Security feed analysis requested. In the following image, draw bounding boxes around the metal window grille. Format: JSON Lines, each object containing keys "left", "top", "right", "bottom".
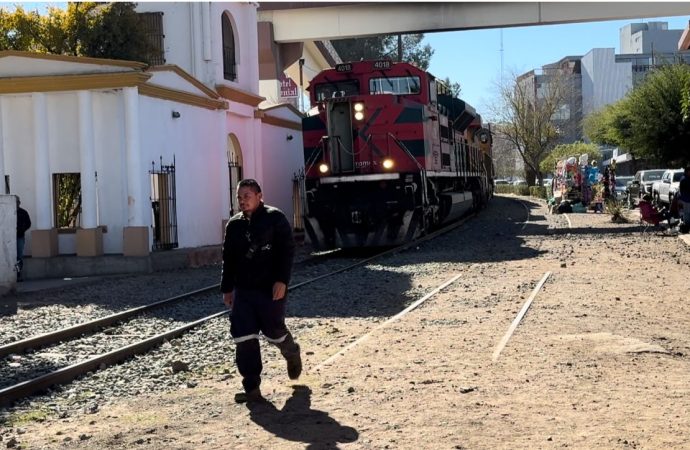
{"left": 52, "top": 173, "right": 82, "bottom": 229}
{"left": 228, "top": 158, "right": 242, "bottom": 217}
{"left": 222, "top": 15, "right": 237, "bottom": 81}
{"left": 138, "top": 12, "right": 166, "bottom": 66}
{"left": 150, "top": 156, "right": 178, "bottom": 251}
{"left": 292, "top": 170, "right": 305, "bottom": 231}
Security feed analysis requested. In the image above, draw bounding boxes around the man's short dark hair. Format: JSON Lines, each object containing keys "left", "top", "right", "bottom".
{"left": 238, "top": 179, "right": 262, "bottom": 193}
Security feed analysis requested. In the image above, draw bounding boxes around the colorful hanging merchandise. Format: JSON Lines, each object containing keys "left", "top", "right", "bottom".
{"left": 553, "top": 156, "right": 584, "bottom": 204}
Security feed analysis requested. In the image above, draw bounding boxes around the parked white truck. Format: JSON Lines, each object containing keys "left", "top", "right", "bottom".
{"left": 651, "top": 169, "right": 685, "bottom": 204}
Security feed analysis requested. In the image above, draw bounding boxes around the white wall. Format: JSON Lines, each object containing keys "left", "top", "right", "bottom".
{"left": 2, "top": 95, "right": 37, "bottom": 255}
{"left": 136, "top": 2, "right": 260, "bottom": 95}
{"left": 0, "top": 196, "right": 16, "bottom": 294}
{"left": 259, "top": 110, "right": 305, "bottom": 226}
{"left": 93, "top": 90, "right": 128, "bottom": 254}
{"left": 138, "top": 95, "right": 226, "bottom": 247}
{"left": 581, "top": 48, "right": 632, "bottom": 117}
{"left": 211, "top": 3, "right": 260, "bottom": 93}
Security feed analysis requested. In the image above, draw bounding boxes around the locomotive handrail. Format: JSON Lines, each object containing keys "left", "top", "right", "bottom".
{"left": 305, "top": 136, "right": 326, "bottom": 174}
{"left": 387, "top": 132, "right": 424, "bottom": 172}
{"left": 387, "top": 132, "right": 430, "bottom": 209}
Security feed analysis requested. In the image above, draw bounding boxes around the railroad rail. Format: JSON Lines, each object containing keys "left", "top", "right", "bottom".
{"left": 1, "top": 209, "right": 485, "bottom": 407}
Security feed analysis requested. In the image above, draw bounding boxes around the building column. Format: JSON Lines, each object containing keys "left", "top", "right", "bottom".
{"left": 220, "top": 111, "right": 230, "bottom": 240}
{"left": 31, "top": 93, "right": 58, "bottom": 257}
{"left": 252, "top": 116, "right": 263, "bottom": 183}
{"left": 76, "top": 90, "right": 103, "bottom": 256}
{"left": 0, "top": 98, "right": 6, "bottom": 193}
{"left": 122, "top": 86, "right": 149, "bottom": 256}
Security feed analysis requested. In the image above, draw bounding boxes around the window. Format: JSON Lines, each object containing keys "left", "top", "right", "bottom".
{"left": 314, "top": 79, "right": 360, "bottom": 101}
{"left": 369, "top": 76, "right": 421, "bottom": 95}
{"left": 138, "top": 12, "right": 165, "bottom": 66}
{"left": 53, "top": 173, "right": 81, "bottom": 229}
{"left": 552, "top": 104, "right": 570, "bottom": 121}
{"left": 222, "top": 14, "right": 237, "bottom": 81}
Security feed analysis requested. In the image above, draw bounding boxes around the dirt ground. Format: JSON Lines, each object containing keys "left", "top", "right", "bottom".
{"left": 7, "top": 197, "right": 690, "bottom": 449}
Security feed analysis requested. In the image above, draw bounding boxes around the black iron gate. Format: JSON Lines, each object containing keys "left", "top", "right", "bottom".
{"left": 228, "top": 156, "right": 242, "bottom": 217}
{"left": 150, "top": 156, "right": 178, "bottom": 250}
{"left": 292, "top": 170, "right": 305, "bottom": 231}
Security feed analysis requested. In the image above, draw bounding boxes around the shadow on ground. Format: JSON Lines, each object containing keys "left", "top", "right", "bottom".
{"left": 246, "top": 385, "right": 358, "bottom": 450}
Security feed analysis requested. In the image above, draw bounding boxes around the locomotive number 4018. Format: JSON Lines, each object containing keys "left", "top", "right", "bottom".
{"left": 373, "top": 60, "right": 391, "bottom": 70}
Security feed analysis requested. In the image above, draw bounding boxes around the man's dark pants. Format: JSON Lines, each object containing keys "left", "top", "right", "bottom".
{"left": 230, "top": 287, "right": 300, "bottom": 393}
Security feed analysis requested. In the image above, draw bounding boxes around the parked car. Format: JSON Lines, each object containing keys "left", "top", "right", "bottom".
{"left": 614, "top": 176, "right": 633, "bottom": 201}
{"left": 494, "top": 179, "right": 510, "bottom": 185}
{"left": 626, "top": 169, "right": 666, "bottom": 206}
{"left": 512, "top": 180, "right": 527, "bottom": 186}
{"left": 651, "top": 169, "right": 685, "bottom": 205}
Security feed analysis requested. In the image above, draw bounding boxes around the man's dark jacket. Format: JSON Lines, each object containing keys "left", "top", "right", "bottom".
{"left": 17, "top": 207, "right": 31, "bottom": 238}
{"left": 221, "top": 203, "right": 295, "bottom": 293}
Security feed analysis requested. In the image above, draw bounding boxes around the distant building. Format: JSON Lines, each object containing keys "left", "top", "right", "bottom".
{"left": 517, "top": 55, "right": 583, "bottom": 144}
{"left": 619, "top": 21, "right": 682, "bottom": 54}
{"left": 519, "top": 20, "right": 690, "bottom": 174}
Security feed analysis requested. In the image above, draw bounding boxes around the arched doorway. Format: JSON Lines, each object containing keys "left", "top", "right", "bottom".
{"left": 227, "top": 133, "right": 243, "bottom": 216}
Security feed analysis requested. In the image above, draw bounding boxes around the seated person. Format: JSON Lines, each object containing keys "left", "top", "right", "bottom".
{"left": 639, "top": 195, "right": 674, "bottom": 228}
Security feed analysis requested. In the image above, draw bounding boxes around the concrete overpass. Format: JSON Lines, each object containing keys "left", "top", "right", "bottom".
{"left": 258, "top": 2, "right": 690, "bottom": 43}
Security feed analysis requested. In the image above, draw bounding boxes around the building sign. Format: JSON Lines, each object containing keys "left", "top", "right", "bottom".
{"left": 280, "top": 73, "right": 299, "bottom": 98}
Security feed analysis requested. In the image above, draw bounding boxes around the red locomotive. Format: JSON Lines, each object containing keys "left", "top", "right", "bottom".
{"left": 301, "top": 60, "right": 493, "bottom": 249}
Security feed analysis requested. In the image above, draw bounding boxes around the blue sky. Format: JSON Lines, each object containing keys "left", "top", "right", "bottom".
{"left": 425, "top": 15, "right": 690, "bottom": 117}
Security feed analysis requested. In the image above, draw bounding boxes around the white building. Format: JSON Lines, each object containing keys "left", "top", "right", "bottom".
{"left": 580, "top": 48, "right": 633, "bottom": 116}
{"left": 0, "top": 2, "right": 322, "bottom": 267}
{"left": 620, "top": 21, "right": 683, "bottom": 54}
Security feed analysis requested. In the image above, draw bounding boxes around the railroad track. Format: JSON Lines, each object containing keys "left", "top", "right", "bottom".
{"left": 0, "top": 210, "right": 484, "bottom": 407}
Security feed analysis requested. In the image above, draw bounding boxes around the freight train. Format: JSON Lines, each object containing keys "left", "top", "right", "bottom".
{"left": 301, "top": 60, "right": 494, "bottom": 250}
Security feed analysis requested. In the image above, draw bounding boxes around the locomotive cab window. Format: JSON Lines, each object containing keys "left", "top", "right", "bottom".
{"left": 314, "top": 79, "right": 360, "bottom": 101}
{"left": 369, "top": 76, "right": 421, "bottom": 95}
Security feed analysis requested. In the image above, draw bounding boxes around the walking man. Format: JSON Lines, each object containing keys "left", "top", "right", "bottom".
{"left": 16, "top": 196, "right": 31, "bottom": 281}
{"left": 221, "top": 179, "right": 302, "bottom": 403}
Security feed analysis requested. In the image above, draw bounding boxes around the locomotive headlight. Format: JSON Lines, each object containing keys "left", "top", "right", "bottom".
{"left": 353, "top": 103, "right": 364, "bottom": 112}
{"left": 318, "top": 163, "right": 329, "bottom": 173}
{"left": 354, "top": 111, "right": 365, "bottom": 121}
{"left": 382, "top": 158, "right": 394, "bottom": 170}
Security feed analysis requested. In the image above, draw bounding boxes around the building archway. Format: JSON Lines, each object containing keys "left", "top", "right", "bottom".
{"left": 227, "top": 133, "right": 243, "bottom": 216}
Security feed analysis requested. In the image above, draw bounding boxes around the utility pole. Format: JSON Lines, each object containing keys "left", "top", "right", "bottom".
{"left": 299, "top": 58, "right": 305, "bottom": 112}
{"left": 500, "top": 29, "right": 504, "bottom": 87}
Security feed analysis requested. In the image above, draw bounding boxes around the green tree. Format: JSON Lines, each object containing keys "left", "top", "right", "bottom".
{"left": 82, "top": 2, "right": 152, "bottom": 62}
{"left": 332, "top": 33, "right": 434, "bottom": 70}
{"left": 491, "top": 70, "right": 572, "bottom": 186}
{"left": 0, "top": 2, "right": 152, "bottom": 62}
{"left": 625, "top": 64, "right": 690, "bottom": 167}
{"left": 539, "top": 141, "right": 601, "bottom": 174}
{"left": 441, "top": 76, "right": 461, "bottom": 97}
{"left": 0, "top": 6, "right": 43, "bottom": 51}
{"left": 589, "top": 64, "right": 690, "bottom": 167}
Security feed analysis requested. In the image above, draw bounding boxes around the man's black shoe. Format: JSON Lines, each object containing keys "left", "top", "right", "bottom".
{"left": 287, "top": 348, "right": 302, "bottom": 380}
{"left": 234, "top": 388, "right": 263, "bottom": 404}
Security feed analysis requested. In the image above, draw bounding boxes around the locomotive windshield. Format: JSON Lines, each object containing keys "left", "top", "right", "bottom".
{"left": 314, "top": 79, "right": 360, "bottom": 101}
{"left": 369, "top": 76, "right": 421, "bottom": 95}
